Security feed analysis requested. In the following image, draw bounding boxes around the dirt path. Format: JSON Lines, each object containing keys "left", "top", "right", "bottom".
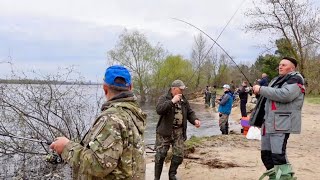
{"left": 146, "top": 99, "right": 320, "bottom": 179}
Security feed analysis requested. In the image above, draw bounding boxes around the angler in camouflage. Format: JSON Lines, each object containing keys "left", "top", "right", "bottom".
{"left": 50, "top": 65, "right": 147, "bottom": 180}
{"left": 154, "top": 79, "right": 201, "bottom": 180}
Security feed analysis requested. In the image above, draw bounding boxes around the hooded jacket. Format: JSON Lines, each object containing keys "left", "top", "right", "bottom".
{"left": 250, "top": 72, "right": 305, "bottom": 134}
{"left": 155, "top": 89, "right": 197, "bottom": 140}
{"left": 61, "top": 92, "right": 147, "bottom": 180}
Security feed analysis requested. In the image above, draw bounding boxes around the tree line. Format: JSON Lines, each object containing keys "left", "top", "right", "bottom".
{"left": 107, "top": 1, "right": 320, "bottom": 103}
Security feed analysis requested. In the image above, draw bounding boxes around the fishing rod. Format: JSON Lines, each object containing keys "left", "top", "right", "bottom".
{"left": 189, "top": 0, "right": 247, "bottom": 68}
{"left": 172, "top": 1, "right": 253, "bottom": 87}
{"left": 0, "top": 132, "right": 51, "bottom": 145}
{"left": 173, "top": 18, "right": 252, "bottom": 87}
{"left": 0, "top": 132, "right": 62, "bottom": 164}
{"left": 172, "top": 0, "right": 247, "bottom": 87}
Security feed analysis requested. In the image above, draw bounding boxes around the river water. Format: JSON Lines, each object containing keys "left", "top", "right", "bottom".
{"left": 142, "top": 103, "right": 223, "bottom": 145}
{"left": 1, "top": 84, "right": 236, "bottom": 146}
{"left": 0, "top": 84, "right": 241, "bottom": 178}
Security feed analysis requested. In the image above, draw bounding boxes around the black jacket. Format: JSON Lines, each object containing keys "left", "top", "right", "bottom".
{"left": 238, "top": 86, "right": 248, "bottom": 100}
{"left": 155, "top": 90, "right": 197, "bottom": 140}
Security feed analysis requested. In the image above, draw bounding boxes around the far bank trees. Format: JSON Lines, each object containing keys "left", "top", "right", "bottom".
{"left": 246, "top": 0, "right": 320, "bottom": 76}
{"left": 107, "top": 29, "right": 166, "bottom": 103}
{"left": 246, "top": 0, "right": 320, "bottom": 93}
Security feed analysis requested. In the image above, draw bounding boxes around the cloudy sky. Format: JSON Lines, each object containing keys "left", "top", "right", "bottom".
{"left": 0, "top": 0, "right": 274, "bottom": 82}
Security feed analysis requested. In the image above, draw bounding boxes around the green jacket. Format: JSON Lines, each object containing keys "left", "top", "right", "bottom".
{"left": 61, "top": 92, "right": 147, "bottom": 180}
{"left": 156, "top": 89, "right": 197, "bottom": 140}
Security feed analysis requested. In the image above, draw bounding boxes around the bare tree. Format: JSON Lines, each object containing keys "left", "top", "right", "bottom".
{"left": 108, "top": 29, "right": 165, "bottom": 103}
{"left": 214, "top": 54, "right": 230, "bottom": 86}
{"left": 191, "top": 33, "right": 210, "bottom": 88}
{"left": 202, "top": 50, "right": 219, "bottom": 85}
{"left": 246, "top": 0, "right": 320, "bottom": 75}
{"left": 0, "top": 67, "right": 103, "bottom": 179}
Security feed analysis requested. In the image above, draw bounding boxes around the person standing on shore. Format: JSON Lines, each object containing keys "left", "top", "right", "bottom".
{"left": 154, "top": 79, "right": 201, "bottom": 180}
{"left": 237, "top": 81, "right": 249, "bottom": 117}
{"left": 256, "top": 73, "right": 269, "bottom": 100}
{"left": 210, "top": 85, "right": 217, "bottom": 108}
{"left": 216, "top": 84, "right": 233, "bottom": 135}
{"left": 259, "top": 73, "right": 269, "bottom": 87}
{"left": 204, "top": 85, "right": 211, "bottom": 106}
{"left": 50, "top": 65, "right": 147, "bottom": 179}
{"left": 251, "top": 57, "right": 305, "bottom": 179}
{"left": 230, "top": 80, "right": 236, "bottom": 94}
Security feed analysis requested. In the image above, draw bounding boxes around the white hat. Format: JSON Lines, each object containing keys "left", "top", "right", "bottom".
{"left": 222, "top": 84, "right": 230, "bottom": 89}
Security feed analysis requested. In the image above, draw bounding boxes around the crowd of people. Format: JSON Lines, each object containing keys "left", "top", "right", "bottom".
{"left": 49, "top": 56, "right": 304, "bottom": 180}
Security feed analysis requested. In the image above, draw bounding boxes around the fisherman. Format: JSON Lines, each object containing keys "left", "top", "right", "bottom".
{"left": 237, "top": 81, "right": 249, "bottom": 117}
{"left": 154, "top": 79, "right": 201, "bottom": 180}
{"left": 50, "top": 65, "right": 147, "bottom": 179}
{"left": 216, "top": 84, "right": 233, "bottom": 135}
{"left": 230, "top": 80, "right": 236, "bottom": 94}
{"left": 204, "top": 85, "right": 211, "bottom": 106}
{"left": 251, "top": 57, "right": 305, "bottom": 180}
{"left": 210, "top": 85, "right": 217, "bottom": 108}
{"left": 256, "top": 73, "right": 269, "bottom": 100}
{"left": 259, "top": 73, "right": 269, "bottom": 87}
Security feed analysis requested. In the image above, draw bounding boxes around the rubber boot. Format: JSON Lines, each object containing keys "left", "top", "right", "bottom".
{"left": 221, "top": 125, "right": 229, "bottom": 135}
{"left": 154, "top": 152, "right": 166, "bottom": 180}
{"left": 168, "top": 155, "right": 183, "bottom": 180}
{"left": 225, "top": 123, "right": 229, "bottom": 135}
{"left": 259, "top": 168, "right": 276, "bottom": 180}
{"left": 274, "top": 164, "right": 297, "bottom": 180}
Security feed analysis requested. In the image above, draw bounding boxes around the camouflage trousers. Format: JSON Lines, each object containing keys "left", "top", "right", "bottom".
{"left": 211, "top": 95, "right": 216, "bottom": 107}
{"left": 219, "top": 113, "right": 229, "bottom": 134}
{"left": 155, "top": 128, "right": 185, "bottom": 158}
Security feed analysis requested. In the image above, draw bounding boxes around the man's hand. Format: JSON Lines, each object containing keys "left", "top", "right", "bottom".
{"left": 50, "top": 137, "right": 70, "bottom": 155}
{"left": 172, "top": 94, "right": 182, "bottom": 104}
{"left": 252, "top": 85, "right": 261, "bottom": 95}
{"left": 194, "top": 119, "right": 201, "bottom": 128}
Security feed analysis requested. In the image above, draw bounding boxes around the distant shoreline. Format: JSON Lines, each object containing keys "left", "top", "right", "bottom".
{"left": 0, "top": 79, "right": 102, "bottom": 85}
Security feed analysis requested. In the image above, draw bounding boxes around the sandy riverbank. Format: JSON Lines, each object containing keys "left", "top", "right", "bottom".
{"left": 145, "top": 98, "right": 320, "bottom": 179}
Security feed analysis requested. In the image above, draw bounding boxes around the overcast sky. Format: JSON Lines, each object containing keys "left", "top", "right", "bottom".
{"left": 0, "top": 0, "right": 276, "bottom": 81}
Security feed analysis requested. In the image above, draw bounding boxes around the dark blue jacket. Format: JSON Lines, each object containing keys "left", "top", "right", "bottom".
{"left": 259, "top": 77, "right": 269, "bottom": 86}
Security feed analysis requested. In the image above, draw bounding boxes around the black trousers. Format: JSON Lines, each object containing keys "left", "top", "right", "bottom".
{"left": 240, "top": 99, "right": 247, "bottom": 117}
{"left": 261, "top": 133, "right": 290, "bottom": 170}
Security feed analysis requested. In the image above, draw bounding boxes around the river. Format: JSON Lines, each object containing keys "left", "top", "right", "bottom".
{"left": 0, "top": 84, "right": 240, "bottom": 178}
{"left": 142, "top": 102, "right": 225, "bottom": 145}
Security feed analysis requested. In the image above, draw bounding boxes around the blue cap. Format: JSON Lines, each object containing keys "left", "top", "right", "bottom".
{"left": 104, "top": 65, "right": 131, "bottom": 87}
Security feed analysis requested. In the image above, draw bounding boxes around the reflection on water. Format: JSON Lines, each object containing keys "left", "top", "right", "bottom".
{"left": 142, "top": 103, "right": 222, "bottom": 145}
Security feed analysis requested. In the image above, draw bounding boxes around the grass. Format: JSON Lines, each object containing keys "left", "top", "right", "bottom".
{"left": 184, "top": 135, "right": 207, "bottom": 149}
{"left": 305, "top": 95, "right": 320, "bottom": 104}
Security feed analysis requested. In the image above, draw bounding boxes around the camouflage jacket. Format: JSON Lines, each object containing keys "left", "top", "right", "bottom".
{"left": 61, "top": 92, "right": 147, "bottom": 180}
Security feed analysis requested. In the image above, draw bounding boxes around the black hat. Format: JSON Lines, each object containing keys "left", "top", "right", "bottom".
{"left": 283, "top": 57, "right": 298, "bottom": 67}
